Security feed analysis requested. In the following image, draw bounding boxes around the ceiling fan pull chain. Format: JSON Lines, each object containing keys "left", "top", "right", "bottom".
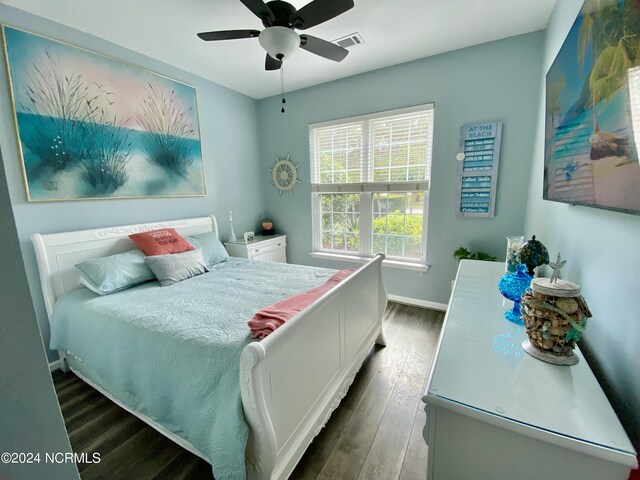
{"left": 280, "top": 63, "right": 286, "bottom": 113}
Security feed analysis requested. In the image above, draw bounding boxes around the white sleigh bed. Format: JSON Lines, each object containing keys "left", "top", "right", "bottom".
{"left": 32, "top": 215, "right": 387, "bottom": 479}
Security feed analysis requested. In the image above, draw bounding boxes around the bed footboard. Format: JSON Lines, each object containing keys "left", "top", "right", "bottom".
{"left": 240, "top": 254, "right": 386, "bottom": 480}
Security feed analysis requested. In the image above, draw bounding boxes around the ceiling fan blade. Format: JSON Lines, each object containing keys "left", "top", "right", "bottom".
{"left": 293, "top": 0, "right": 354, "bottom": 30}
{"left": 239, "top": 0, "right": 275, "bottom": 24}
{"left": 265, "top": 54, "right": 282, "bottom": 71}
{"left": 197, "top": 29, "right": 261, "bottom": 41}
{"left": 300, "top": 35, "right": 349, "bottom": 62}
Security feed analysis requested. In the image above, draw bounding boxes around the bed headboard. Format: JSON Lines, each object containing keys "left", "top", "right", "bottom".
{"left": 31, "top": 215, "right": 219, "bottom": 323}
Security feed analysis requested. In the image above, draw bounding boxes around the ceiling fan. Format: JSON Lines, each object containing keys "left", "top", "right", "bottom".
{"left": 197, "top": 0, "right": 354, "bottom": 71}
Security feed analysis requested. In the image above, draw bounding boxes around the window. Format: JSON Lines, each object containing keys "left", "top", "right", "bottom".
{"left": 310, "top": 104, "right": 434, "bottom": 264}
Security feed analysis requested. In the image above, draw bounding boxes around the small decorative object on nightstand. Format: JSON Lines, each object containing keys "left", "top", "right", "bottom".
{"left": 261, "top": 218, "right": 275, "bottom": 236}
{"left": 225, "top": 234, "right": 287, "bottom": 263}
{"left": 228, "top": 210, "right": 237, "bottom": 243}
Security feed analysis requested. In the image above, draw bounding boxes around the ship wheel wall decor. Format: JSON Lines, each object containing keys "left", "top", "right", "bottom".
{"left": 271, "top": 155, "right": 300, "bottom": 195}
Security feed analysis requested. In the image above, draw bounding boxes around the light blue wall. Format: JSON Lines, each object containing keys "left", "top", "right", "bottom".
{"left": 257, "top": 32, "right": 544, "bottom": 305}
{"left": 524, "top": 0, "right": 640, "bottom": 449}
{"left": 0, "top": 5, "right": 263, "bottom": 360}
{"left": 0, "top": 146, "right": 78, "bottom": 480}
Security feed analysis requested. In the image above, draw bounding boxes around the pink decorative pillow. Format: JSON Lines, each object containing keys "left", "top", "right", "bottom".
{"left": 129, "top": 228, "right": 194, "bottom": 256}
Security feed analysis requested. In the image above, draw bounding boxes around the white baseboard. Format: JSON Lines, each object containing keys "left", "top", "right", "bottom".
{"left": 49, "top": 359, "right": 63, "bottom": 372}
{"left": 388, "top": 294, "right": 448, "bottom": 311}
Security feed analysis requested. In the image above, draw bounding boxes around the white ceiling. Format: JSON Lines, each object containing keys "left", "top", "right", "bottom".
{"left": 4, "top": 0, "right": 557, "bottom": 99}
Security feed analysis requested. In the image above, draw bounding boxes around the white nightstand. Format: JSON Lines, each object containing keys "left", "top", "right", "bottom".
{"left": 225, "top": 234, "right": 287, "bottom": 263}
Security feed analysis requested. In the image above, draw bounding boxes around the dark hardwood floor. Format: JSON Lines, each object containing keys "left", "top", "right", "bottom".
{"left": 52, "top": 302, "right": 444, "bottom": 479}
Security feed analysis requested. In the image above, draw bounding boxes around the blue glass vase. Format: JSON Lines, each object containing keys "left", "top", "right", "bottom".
{"left": 498, "top": 264, "right": 532, "bottom": 325}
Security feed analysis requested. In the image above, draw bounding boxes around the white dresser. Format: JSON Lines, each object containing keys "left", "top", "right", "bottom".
{"left": 225, "top": 234, "right": 287, "bottom": 263}
{"left": 423, "top": 260, "right": 637, "bottom": 480}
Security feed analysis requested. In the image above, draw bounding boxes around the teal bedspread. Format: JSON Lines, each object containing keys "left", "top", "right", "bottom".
{"left": 50, "top": 258, "right": 337, "bottom": 479}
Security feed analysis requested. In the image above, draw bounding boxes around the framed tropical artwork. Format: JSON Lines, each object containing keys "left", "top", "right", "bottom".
{"left": 2, "top": 25, "right": 205, "bottom": 201}
{"left": 544, "top": 0, "right": 640, "bottom": 215}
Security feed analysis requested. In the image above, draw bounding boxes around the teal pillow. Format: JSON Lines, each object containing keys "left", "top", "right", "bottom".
{"left": 76, "top": 250, "right": 155, "bottom": 295}
{"left": 186, "top": 232, "right": 229, "bottom": 266}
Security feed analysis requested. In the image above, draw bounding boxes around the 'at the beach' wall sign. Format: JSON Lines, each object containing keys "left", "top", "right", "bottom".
{"left": 455, "top": 121, "right": 502, "bottom": 217}
{"left": 2, "top": 26, "right": 205, "bottom": 201}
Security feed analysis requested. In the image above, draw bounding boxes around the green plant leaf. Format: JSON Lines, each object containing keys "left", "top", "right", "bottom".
{"left": 590, "top": 38, "right": 633, "bottom": 106}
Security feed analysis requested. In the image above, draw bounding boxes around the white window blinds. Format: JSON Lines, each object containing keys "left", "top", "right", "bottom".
{"left": 311, "top": 121, "right": 363, "bottom": 184}
{"left": 310, "top": 104, "right": 434, "bottom": 193}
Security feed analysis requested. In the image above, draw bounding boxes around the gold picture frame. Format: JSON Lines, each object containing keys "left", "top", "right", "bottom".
{"left": 2, "top": 25, "right": 206, "bottom": 201}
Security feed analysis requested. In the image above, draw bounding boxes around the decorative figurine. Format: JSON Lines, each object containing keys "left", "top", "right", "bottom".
{"left": 228, "top": 210, "right": 237, "bottom": 243}
{"left": 549, "top": 253, "right": 566, "bottom": 283}
{"left": 261, "top": 218, "right": 275, "bottom": 236}
{"left": 497, "top": 264, "right": 533, "bottom": 325}
{"left": 518, "top": 235, "right": 550, "bottom": 276}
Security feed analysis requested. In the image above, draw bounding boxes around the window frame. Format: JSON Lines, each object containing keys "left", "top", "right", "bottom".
{"left": 309, "top": 104, "right": 433, "bottom": 265}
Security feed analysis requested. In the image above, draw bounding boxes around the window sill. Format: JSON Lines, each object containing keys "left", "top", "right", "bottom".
{"left": 309, "top": 251, "right": 430, "bottom": 272}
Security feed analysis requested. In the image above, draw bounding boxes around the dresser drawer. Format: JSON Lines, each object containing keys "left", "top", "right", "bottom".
{"left": 225, "top": 235, "right": 287, "bottom": 263}
{"left": 247, "top": 238, "right": 286, "bottom": 258}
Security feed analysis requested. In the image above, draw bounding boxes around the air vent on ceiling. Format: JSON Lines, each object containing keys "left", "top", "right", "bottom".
{"left": 333, "top": 32, "right": 365, "bottom": 49}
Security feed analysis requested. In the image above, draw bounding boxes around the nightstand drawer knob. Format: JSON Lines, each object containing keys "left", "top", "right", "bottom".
{"left": 277, "top": 243, "right": 281, "bottom": 246}
{"left": 254, "top": 249, "right": 260, "bottom": 253}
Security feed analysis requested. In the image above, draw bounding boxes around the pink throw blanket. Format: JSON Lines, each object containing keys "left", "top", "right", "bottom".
{"left": 248, "top": 269, "right": 355, "bottom": 339}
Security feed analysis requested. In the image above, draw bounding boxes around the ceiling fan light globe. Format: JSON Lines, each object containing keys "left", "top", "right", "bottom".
{"left": 259, "top": 27, "right": 300, "bottom": 61}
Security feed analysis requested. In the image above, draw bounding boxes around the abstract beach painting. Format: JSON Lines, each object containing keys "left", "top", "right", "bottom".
{"left": 544, "top": 0, "right": 640, "bottom": 215}
{"left": 2, "top": 26, "right": 205, "bottom": 201}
